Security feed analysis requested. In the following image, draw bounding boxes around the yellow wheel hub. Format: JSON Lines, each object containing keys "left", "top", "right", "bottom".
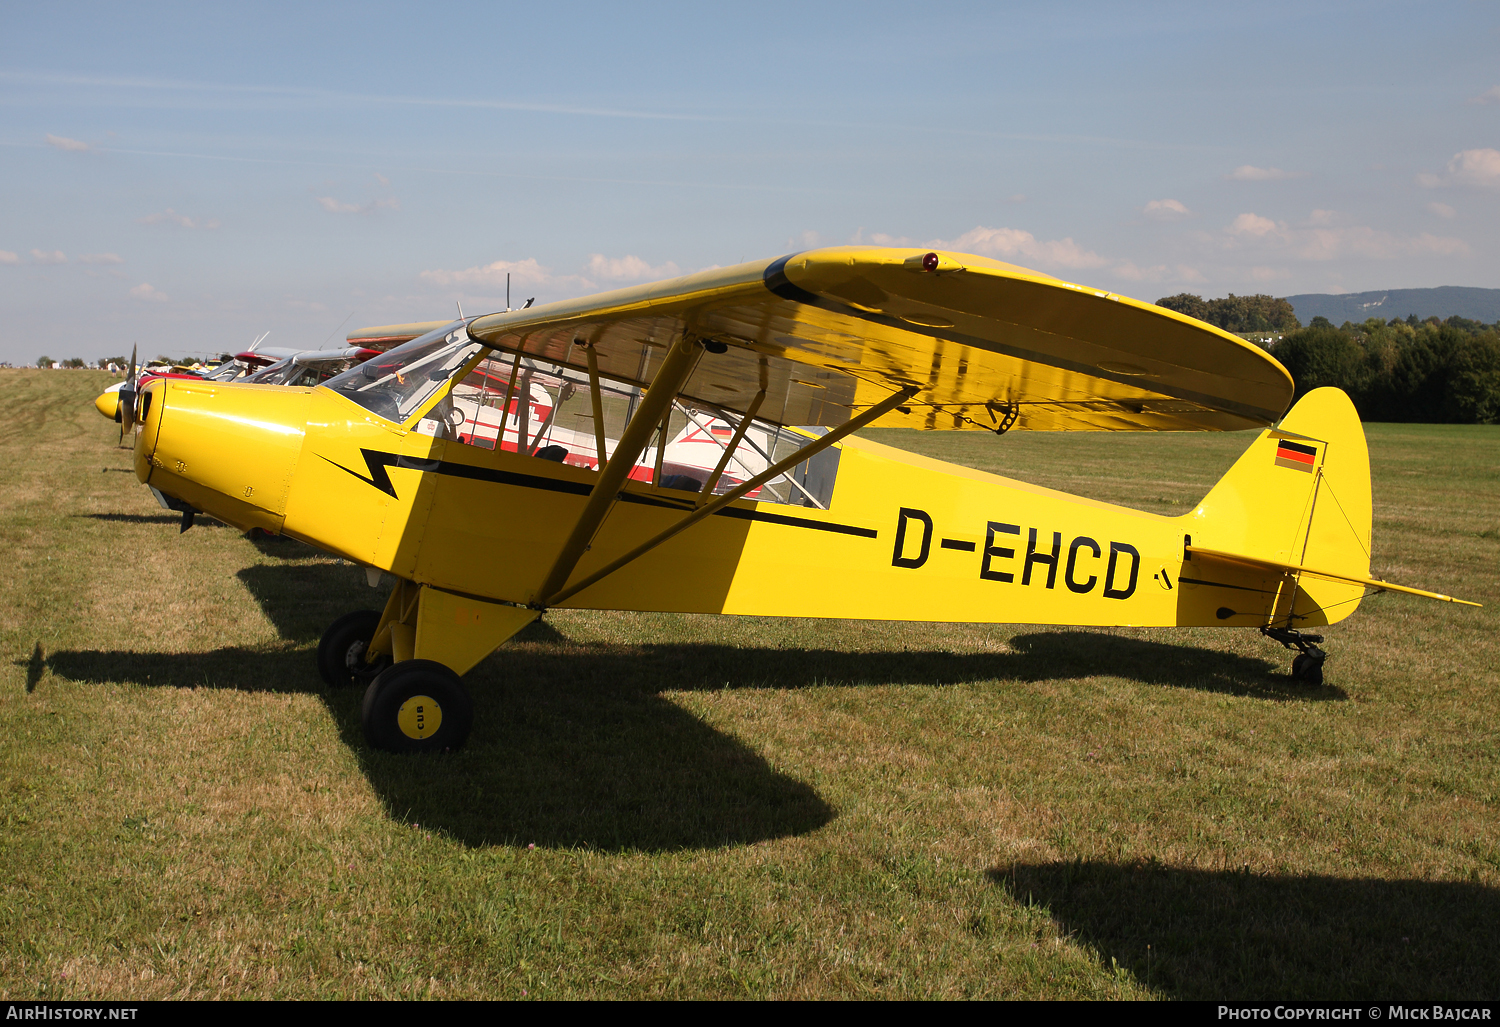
{"left": 396, "top": 695, "right": 442, "bottom": 739}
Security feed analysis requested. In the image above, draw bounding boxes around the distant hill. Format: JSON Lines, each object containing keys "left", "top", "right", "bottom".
{"left": 1286, "top": 287, "right": 1500, "bottom": 326}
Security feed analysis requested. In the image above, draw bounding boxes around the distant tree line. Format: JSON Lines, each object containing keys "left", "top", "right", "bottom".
{"left": 1156, "top": 293, "right": 1301, "bottom": 333}
{"left": 1273, "top": 315, "right": 1500, "bottom": 424}
{"left": 1157, "top": 294, "right": 1500, "bottom": 424}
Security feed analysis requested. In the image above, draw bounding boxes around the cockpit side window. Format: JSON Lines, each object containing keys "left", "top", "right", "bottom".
{"left": 322, "top": 323, "right": 483, "bottom": 424}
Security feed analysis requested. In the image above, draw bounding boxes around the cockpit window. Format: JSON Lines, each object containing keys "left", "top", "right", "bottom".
{"left": 201, "top": 360, "right": 246, "bottom": 381}
{"left": 322, "top": 322, "right": 483, "bottom": 424}
{"left": 241, "top": 357, "right": 293, "bottom": 384}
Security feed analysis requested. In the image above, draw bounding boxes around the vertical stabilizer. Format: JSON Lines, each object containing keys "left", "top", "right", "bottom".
{"left": 1185, "top": 387, "right": 1372, "bottom": 626}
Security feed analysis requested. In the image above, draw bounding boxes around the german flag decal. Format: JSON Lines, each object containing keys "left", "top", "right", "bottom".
{"left": 1275, "top": 439, "right": 1318, "bottom": 472}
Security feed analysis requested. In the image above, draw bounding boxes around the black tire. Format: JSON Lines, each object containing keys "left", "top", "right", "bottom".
{"left": 317, "top": 610, "right": 382, "bottom": 686}
{"left": 1291, "top": 653, "right": 1325, "bottom": 686}
{"left": 361, "top": 660, "right": 473, "bottom": 754}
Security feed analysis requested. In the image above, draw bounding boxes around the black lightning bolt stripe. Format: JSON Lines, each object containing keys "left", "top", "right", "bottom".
{"left": 1177, "top": 576, "right": 1278, "bottom": 595}
{"left": 320, "top": 450, "right": 877, "bottom": 539}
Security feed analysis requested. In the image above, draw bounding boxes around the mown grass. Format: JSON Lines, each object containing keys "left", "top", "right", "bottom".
{"left": 1, "top": 368, "right": 1496, "bottom": 1000}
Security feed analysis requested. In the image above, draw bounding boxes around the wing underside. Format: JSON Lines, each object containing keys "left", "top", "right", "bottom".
{"left": 441, "top": 247, "right": 1296, "bottom": 433}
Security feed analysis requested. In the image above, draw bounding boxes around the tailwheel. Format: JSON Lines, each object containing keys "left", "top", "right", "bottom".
{"left": 317, "top": 610, "right": 385, "bottom": 687}
{"left": 1261, "top": 625, "right": 1328, "bottom": 687}
{"left": 361, "top": 660, "right": 473, "bottom": 754}
{"left": 1291, "top": 652, "right": 1325, "bottom": 686}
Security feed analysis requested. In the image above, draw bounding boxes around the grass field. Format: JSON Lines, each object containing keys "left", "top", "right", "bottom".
{"left": 2, "top": 368, "right": 1496, "bottom": 1000}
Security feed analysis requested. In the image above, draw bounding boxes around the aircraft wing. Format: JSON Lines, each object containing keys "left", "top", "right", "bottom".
{"left": 462, "top": 246, "right": 1295, "bottom": 432}
{"left": 1187, "top": 545, "right": 1481, "bottom": 606}
{"left": 347, "top": 320, "right": 452, "bottom": 348}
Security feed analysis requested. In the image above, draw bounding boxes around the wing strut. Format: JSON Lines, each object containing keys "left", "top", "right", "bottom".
{"left": 585, "top": 344, "right": 608, "bottom": 467}
{"left": 541, "top": 385, "right": 918, "bottom": 609}
{"left": 534, "top": 335, "right": 705, "bottom": 605}
{"left": 696, "top": 356, "right": 768, "bottom": 507}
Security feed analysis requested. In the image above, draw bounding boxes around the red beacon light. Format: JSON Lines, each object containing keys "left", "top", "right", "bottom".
{"left": 904, "top": 251, "right": 947, "bottom": 273}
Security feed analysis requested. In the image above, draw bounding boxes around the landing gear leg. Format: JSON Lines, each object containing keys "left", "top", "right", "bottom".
{"left": 1261, "top": 626, "right": 1327, "bottom": 686}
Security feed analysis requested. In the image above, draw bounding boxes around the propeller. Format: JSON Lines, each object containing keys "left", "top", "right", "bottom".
{"left": 118, "top": 343, "right": 138, "bottom": 444}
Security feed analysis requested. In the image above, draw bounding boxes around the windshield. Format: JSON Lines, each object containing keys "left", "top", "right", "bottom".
{"left": 322, "top": 321, "right": 483, "bottom": 423}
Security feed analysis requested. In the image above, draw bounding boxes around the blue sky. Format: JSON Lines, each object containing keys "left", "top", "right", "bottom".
{"left": 2, "top": 1, "right": 1497, "bottom": 362}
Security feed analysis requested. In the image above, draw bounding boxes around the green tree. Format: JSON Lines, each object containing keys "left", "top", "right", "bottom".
{"left": 1445, "top": 333, "right": 1500, "bottom": 423}
{"left": 1204, "top": 294, "right": 1301, "bottom": 332}
{"left": 35, "top": 355, "right": 54, "bottom": 368}
{"left": 1154, "top": 293, "right": 1209, "bottom": 321}
{"left": 1272, "top": 327, "right": 1366, "bottom": 402}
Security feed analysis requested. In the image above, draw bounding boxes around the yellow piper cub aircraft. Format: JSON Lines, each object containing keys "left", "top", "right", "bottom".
{"left": 127, "top": 247, "right": 1476, "bottom": 753}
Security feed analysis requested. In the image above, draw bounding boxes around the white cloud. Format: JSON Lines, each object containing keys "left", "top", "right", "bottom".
{"left": 1426, "top": 202, "right": 1457, "bottom": 219}
{"left": 138, "top": 208, "right": 219, "bottom": 229}
{"left": 1250, "top": 266, "right": 1291, "bottom": 282}
{"left": 418, "top": 258, "right": 565, "bottom": 291}
{"left": 0, "top": 251, "right": 20, "bottom": 265}
{"left": 1007, "top": 194, "right": 1026, "bottom": 203}
{"left": 316, "top": 196, "right": 399, "bottom": 215}
{"left": 420, "top": 253, "right": 682, "bottom": 298}
{"left": 1143, "top": 198, "right": 1191, "bottom": 221}
{"left": 929, "top": 226, "right": 1108, "bottom": 270}
{"left": 1447, "top": 148, "right": 1500, "bottom": 189}
{"left": 1467, "top": 86, "right": 1500, "bottom": 105}
{"left": 583, "top": 254, "right": 680, "bottom": 282}
{"left": 1228, "top": 213, "right": 1279, "bottom": 238}
{"left": 1417, "top": 148, "right": 1500, "bottom": 190}
{"left": 1226, "top": 165, "right": 1302, "bottom": 181}
{"left": 1223, "top": 211, "right": 1468, "bottom": 260}
{"left": 373, "top": 173, "right": 390, "bottom": 186}
{"left": 130, "top": 283, "right": 168, "bottom": 302}
{"left": 849, "top": 228, "right": 913, "bottom": 246}
{"left": 45, "top": 134, "right": 89, "bottom": 152}
{"left": 78, "top": 252, "right": 124, "bottom": 264}
{"left": 1112, "top": 262, "right": 1206, "bottom": 284}
{"left": 30, "top": 249, "right": 67, "bottom": 264}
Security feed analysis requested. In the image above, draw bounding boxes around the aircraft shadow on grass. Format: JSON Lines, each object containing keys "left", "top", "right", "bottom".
{"left": 234, "top": 562, "right": 1347, "bottom": 702}
{"left": 43, "top": 641, "right": 834, "bottom": 852}
{"left": 990, "top": 860, "right": 1500, "bottom": 999}
{"left": 40, "top": 559, "right": 1339, "bottom": 852}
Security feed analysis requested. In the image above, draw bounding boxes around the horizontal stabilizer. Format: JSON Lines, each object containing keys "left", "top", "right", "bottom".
{"left": 1187, "top": 545, "right": 1480, "bottom": 607}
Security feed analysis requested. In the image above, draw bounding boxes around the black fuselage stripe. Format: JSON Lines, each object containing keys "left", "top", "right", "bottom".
{"left": 350, "top": 450, "right": 878, "bottom": 539}
{"left": 1178, "top": 576, "right": 1277, "bottom": 595}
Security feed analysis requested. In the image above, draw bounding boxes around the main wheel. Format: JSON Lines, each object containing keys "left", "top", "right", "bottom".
{"left": 361, "top": 660, "right": 473, "bottom": 753}
{"left": 1291, "top": 653, "right": 1324, "bottom": 686}
{"left": 317, "top": 610, "right": 382, "bottom": 687}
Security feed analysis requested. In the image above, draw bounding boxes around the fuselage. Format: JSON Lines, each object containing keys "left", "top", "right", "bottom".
{"left": 133, "top": 375, "right": 1358, "bottom": 629}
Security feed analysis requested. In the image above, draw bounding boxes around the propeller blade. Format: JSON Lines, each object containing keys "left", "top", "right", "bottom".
{"left": 120, "top": 344, "right": 139, "bottom": 433}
